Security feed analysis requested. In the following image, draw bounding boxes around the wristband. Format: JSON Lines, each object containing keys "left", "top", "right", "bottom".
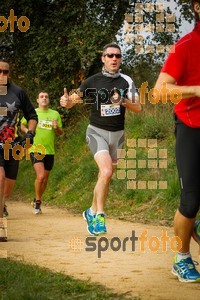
{"left": 27, "top": 130, "right": 35, "bottom": 137}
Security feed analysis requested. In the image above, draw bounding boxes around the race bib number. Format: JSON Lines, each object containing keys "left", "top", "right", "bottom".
{"left": 101, "top": 104, "right": 120, "bottom": 117}
{"left": 38, "top": 120, "right": 53, "bottom": 130}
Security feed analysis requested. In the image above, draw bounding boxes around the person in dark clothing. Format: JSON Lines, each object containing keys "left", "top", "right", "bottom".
{"left": 60, "top": 43, "right": 141, "bottom": 236}
{"left": 154, "top": 1, "right": 200, "bottom": 282}
{"left": 0, "top": 59, "right": 38, "bottom": 242}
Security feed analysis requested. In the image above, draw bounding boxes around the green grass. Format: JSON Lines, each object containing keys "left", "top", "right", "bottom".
{"left": 14, "top": 103, "right": 200, "bottom": 224}
{"left": 8, "top": 103, "right": 200, "bottom": 298}
{"left": 0, "top": 259, "right": 139, "bottom": 300}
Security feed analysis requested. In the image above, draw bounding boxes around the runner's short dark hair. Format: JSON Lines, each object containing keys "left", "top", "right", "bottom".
{"left": 102, "top": 43, "right": 121, "bottom": 55}
{"left": 0, "top": 58, "right": 9, "bottom": 64}
{"left": 37, "top": 91, "right": 49, "bottom": 99}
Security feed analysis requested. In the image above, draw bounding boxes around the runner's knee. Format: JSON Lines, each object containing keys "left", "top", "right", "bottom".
{"left": 36, "top": 173, "right": 46, "bottom": 182}
{"left": 99, "top": 167, "right": 113, "bottom": 181}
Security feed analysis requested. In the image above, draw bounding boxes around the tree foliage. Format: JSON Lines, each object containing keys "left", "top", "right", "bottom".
{"left": 0, "top": 0, "right": 130, "bottom": 105}
{"left": 0, "top": 0, "right": 196, "bottom": 113}
{"left": 119, "top": 0, "right": 195, "bottom": 89}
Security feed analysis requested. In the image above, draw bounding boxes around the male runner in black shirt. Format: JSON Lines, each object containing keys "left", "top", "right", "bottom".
{"left": 60, "top": 43, "right": 141, "bottom": 236}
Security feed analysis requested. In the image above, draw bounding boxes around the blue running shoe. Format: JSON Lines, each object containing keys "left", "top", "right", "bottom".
{"left": 172, "top": 256, "right": 200, "bottom": 282}
{"left": 83, "top": 209, "right": 96, "bottom": 236}
{"left": 93, "top": 213, "right": 107, "bottom": 235}
{"left": 194, "top": 220, "right": 200, "bottom": 243}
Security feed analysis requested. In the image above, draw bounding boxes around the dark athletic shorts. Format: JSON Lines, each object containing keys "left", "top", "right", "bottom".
{"left": 30, "top": 153, "right": 54, "bottom": 171}
{"left": 0, "top": 147, "right": 19, "bottom": 180}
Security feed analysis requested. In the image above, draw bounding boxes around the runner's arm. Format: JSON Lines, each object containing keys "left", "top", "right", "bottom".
{"left": 20, "top": 122, "right": 28, "bottom": 134}
{"left": 20, "top": 119, "right": 36, "bottom": 134}
{"left": 52, "top": 119, "right": 63, "bottom": 135}
{"left": 154, "top": 72, "right": 200, "bottom": 100}
{"left": 27, "top": 119, "right": 37, "bottom": 133}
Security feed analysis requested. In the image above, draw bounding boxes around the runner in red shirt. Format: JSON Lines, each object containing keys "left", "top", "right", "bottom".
{"left": 155, "top": 1, "right": 200, "bottom": 283}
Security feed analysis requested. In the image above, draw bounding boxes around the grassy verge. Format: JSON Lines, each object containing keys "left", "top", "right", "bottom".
{"left": 14, "top": 103, "right": 199, "bottom": 225}
{"left": 0, "top": 259, "right": 139, "bottom": 300}
{"left": 7, "top": 103, "right": 199, "bottom": 299}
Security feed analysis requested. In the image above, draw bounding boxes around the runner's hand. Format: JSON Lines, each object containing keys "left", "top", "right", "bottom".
{"left": 110, "top": 87, "right": 122, "bottom": 105}
{"left": 52, "top": 119, "right": 58, "bottom": 129}
{"left": 60, "top": 88, "right": 70, "bottom": 107}
{"left": 22, "top": 130, "right": 35, "bottom": 147}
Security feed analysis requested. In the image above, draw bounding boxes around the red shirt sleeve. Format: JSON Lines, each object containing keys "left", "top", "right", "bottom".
{"left": 161, "top": 42, "right": 187, "bottom": 83}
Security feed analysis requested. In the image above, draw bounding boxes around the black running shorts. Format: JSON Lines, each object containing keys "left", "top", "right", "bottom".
{"left": 0, "top": 149, "right": 19, "bottom": 180}
{"left": 30, "top": 153, "right": 54, "bottom": 171}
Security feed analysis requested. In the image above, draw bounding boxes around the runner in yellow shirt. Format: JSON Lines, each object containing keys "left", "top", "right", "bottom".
{"left": 21, "top": 91, "right": 62, "bottom": 214}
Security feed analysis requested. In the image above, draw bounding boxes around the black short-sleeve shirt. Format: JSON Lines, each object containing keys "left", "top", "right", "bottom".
{"left": 79, "top": 72, "right": 136, "bottom": 131}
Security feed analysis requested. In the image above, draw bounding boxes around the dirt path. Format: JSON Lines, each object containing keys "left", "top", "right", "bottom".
{"left": 1, "top": 201, "right": 200, "bottom": 300}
